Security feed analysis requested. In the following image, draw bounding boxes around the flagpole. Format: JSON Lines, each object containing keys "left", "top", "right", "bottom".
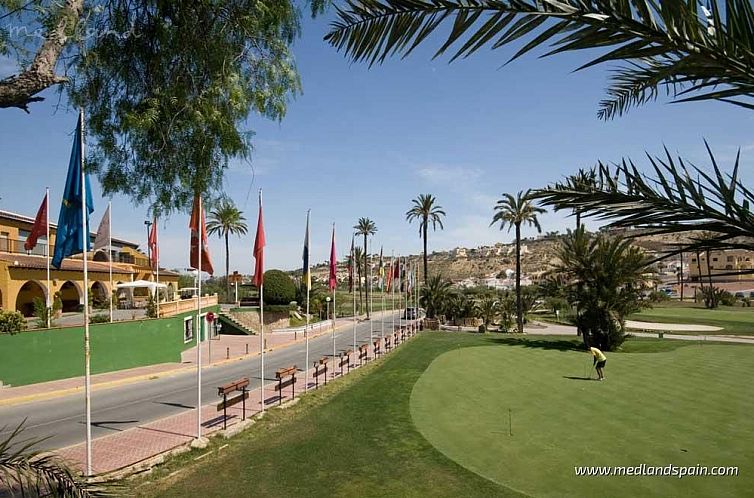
{"left": 155, "top": 217, "right": 160, "bottom": 319}
{"left": 304, "top": 210, "right": 310, "bottom": 392}
{"left": 259, "top": 190, "right": 265, "bottom": 413}
{"left": 391, "top": 251, "right": 395, "bottom": 338}
{"left": 79, "top": 110, "right": 93, "bottom": 477}
{"left": 369, "top": 237, "right": 373, "bottom": 345}
{"left": 45, "top": 187, "right": 51, "bottom": 329}
{"left": 108, "top": 202, "right": 113, "bottom": 323}
{"left": 196, "top": 197, "right": 203, "bottom": 440}
{"left": 331, "top": 223, "right": 336, "bottom": 376}
{"left": 381, "top": 255, "right": 385, "bottom": 344}
{"left": 352, "top": 232, "right": 356, "bottom": 353}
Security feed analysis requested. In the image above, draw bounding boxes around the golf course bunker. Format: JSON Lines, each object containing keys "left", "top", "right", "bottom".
{"left": 409, "top": 343, "right": 754, "bottom": 498}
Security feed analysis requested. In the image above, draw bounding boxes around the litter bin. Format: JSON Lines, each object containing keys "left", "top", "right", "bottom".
{"left": 658, "top": 331, "right": 664, "bottom": 339}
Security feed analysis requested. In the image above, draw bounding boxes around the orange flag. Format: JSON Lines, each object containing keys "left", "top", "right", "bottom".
{"left": 189, "top": 195, "right": 214, "bottom": 275}
{"left": 252, "top": 191, "right": 265, "bottom": 288}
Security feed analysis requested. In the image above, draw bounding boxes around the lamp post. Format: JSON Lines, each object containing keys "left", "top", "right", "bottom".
{"left": 144, "top": 220, "right": 152, "bottom": 270}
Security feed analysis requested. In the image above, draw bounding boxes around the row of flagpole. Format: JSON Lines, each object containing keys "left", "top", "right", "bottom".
{"left": 33, "top": 112, "right": 422, "bottom": 476}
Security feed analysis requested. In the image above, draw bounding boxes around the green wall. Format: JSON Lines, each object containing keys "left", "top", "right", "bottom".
{"left": 0, "top": 306, "right": 218, "bottom": 386}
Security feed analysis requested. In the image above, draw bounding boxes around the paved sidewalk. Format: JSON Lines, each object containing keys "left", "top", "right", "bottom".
{"left": 54, "top": 324, "right": 421, "bottom": 475}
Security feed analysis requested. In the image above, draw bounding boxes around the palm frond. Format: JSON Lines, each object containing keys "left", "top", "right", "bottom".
{"left": 326, "top": 0, "right": 754, "bottom": 119}
{"left": 534, "top": 144, "right": 754, "bottom": 257}
{"left": 0, "top": 421, "right": 116, "bottom": 497}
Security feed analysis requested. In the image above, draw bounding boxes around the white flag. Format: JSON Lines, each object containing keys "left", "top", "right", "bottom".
{"left": 93, "top": 205, "right": 110, "bottom": 254}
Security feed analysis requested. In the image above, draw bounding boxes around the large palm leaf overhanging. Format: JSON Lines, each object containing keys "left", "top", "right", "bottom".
{"left": 406, "top": 194, "right": 446, "bottom": 285}
{"left": 491, "top": 190, "right": 545, "bottom": 333}
{"left": 535, "top": 146, "right": 754, "bottom": 269}
{"left": 326, "top": 0, "right": 754, "bottom": 119}
{"left": 354, "top": 217, "right": 377, "bottom": 318}
{"left": 0, "top": 422, "right": 113, "bottom": 496}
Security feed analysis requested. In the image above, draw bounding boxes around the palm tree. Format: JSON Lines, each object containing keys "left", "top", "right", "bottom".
{"left": 406, "top": 194, "right": 446, "bottom": 286}
{"left": 207, "top": 199, "right": 248, "bottom": 302}
{"left": 327, "top": 1, "right": 754, "bottom": 120}
{"left": 353, "top": 246, "right": 365, "bottom": 314}
{"left": 0, "top": 422, "right": 112, "bottom": 496}
{"left": 555, "top": 227, "right": 650, "bottom": 350}
{"left": 354, "top": 217, "right": 377, "bottom": 318}
{"left": 476, "top": 296, "right": 499, "bottom": 332}
{"left": 491, "top": 190, "right": 546, "bottom": 333}
{"left": 420, "top": 274, "right": 453, "bottom": 320}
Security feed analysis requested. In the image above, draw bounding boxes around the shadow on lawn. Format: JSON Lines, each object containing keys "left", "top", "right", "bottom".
{"left": 562, "top": 376, "right": 595, "bottom": 381}
{"left": 482, "top": 336, "right": 584, "bottom": 352}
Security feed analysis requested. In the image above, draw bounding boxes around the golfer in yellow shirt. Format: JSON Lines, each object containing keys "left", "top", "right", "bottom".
{"left": 589, "top": 346, "right": 607, "bottom": 380}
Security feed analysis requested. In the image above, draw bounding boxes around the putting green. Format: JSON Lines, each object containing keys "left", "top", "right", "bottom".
{"left": 410, "top": 343, "right": 754, "bottom": 498}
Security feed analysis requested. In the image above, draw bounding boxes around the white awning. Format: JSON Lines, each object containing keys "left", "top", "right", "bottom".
{"left": 116, "top": 280, "right": 168, "bottom": 295}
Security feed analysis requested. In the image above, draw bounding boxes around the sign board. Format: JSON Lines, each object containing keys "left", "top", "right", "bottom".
{"left": 206, "top": 311, "right": 215, "bottom": 323}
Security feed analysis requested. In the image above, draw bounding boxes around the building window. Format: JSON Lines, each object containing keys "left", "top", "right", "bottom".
{"left": 727, "top": 256, "right": 734, "bottom": 262}
{"left": 712, "top": 257, "right": 718, "bottom": 262}
{"left": 725, "top": 265, "right": 733, "bottom": 270}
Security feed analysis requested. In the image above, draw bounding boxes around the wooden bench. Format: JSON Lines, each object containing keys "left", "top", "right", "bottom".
{"left": 274, "top": 366, "right": 297, "bottom": 405}
{"left": 314, "top": 357, "right": 328, "bottom": 388}
{"left": 339, "top": 350, "right": 352, "bottom": 376}
{"left": 216, "top": 377, "right": 250, "bottom": 429}
{"left": 400, "top": 326, "right": 407, "bottom": 341}
{"left": 373, "top": 338, "right": 382, "bottom": 357}
{"left": 394, "top": 331, "right": 400, "bottom": 346}
{"left": 358, "top": 344, "right": 369, "bottom": 365}
{"left": 385, "top": 335, "right": 392, "bottom": 352}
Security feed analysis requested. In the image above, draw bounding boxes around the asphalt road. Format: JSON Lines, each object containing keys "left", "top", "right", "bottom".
{"left": 0, "top": 312, "right": 401, "bottom": 450}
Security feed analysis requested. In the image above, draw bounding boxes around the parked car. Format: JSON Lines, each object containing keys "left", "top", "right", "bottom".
{"left": 403, "top": 307, "right": 417, "bottom": 320}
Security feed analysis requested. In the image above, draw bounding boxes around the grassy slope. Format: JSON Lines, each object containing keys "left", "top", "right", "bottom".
{"left": 630, "top": 302, "right": 754, "bottom": 335}
{"left": 411, "top": 336, "right": 754, "bottom": 498}
{"left": 134, "top": 333, "right": 523, "bottom": 498}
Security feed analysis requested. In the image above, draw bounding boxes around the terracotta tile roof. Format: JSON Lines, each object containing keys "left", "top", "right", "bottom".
{"left": 0, "top": 254, "right": 133, "bottom": 274}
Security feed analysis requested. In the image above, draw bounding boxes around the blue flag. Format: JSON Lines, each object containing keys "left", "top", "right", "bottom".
{"left": 52, "top": 113, "right": 94, "bottom": 269}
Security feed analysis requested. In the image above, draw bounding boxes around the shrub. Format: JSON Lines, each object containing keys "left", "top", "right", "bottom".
{"left": 648, "top": 290, "right": 670, "bottom": 303}
{"left": 719, "top": 290, "right": 736, "bottom": 307}
{"left": 146, "top": 293, "right": 157, "bottom": 318}
{"left": 263, "top": 270, "right": 296, "bottom": 305}
{"left": 32, "top": 297, "right": 52, "bottom": 329}
{"left": 89, "top": 314, "right": 109, "bottom": 324}
{"left": 0, "top": 310, "right": 26, "bottom": 334}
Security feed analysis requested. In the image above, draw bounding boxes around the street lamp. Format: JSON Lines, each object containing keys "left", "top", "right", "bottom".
{"left": 326, "top": 296, "right": 331, "bottom": 323}
{"left": 144, "top": 220, "right": 152, "bottom": 270}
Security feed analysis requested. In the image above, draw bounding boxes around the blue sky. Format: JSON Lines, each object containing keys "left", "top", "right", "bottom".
{"left": 2, "top": 12, "right": 754, "bottom": 274}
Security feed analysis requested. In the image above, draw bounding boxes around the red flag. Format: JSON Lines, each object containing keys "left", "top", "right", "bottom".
{"left": 385, "top": 258, "right": 394, "bottom": 292}
{"left": 148, "top": 218, "right": 158, "bottom": 270}
{"left": 328, "top": 225, "right": 337, "bottom": 291}
{"left": 189, "top": 195, "right": 214, "bottom": 275}
{"left": 24, "top": 194, "right": 48, "bottom": 251}
{"left": 252, "top": 192, "right": 265, "bottom": 288}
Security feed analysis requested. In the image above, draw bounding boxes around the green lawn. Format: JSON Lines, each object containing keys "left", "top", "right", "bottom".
{"left": 133, "top": 333, "right": 754, "bottom": 497}
{"left": 630, "top": 302, "right": 754, "bottom": 335}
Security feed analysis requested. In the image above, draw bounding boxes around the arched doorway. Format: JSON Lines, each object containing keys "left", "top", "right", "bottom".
{"left": 93, "top": 250, "right": 110, "bottom": 262}
{"left": 60, "top": 281, "right": 81, "bottom": 312}
{"left": 91, "top": 281, "right": 109, "bottom": 309}
{"left": 15, "top": 281, "right": 46, "bottom": 317}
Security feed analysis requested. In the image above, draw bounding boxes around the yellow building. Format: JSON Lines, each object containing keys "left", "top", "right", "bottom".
{"left": 0, "top": 209, "right": 179, "bottom": 316}
{"left": 688, "top": 249, "right": 754, "bottom": 283}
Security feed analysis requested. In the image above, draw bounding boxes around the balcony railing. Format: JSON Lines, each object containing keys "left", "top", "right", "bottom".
{"left": 0, "top": 237, "right": 48, "bottom": 256}
{"left": 0, "top": 237, "right": 141, "bottom": 264}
